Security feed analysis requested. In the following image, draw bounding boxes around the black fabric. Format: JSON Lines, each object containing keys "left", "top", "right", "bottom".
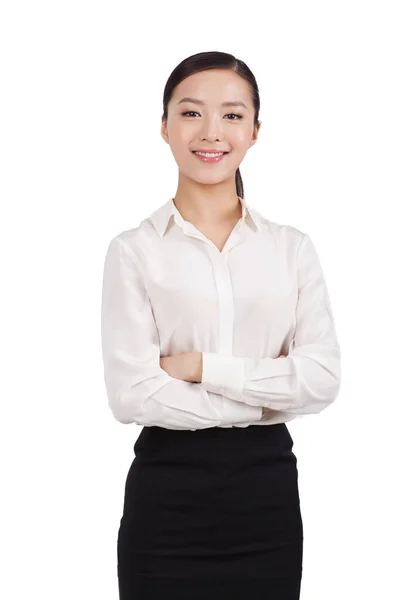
{"left": 117, "top": 422, "right": 303, "bottom": 599}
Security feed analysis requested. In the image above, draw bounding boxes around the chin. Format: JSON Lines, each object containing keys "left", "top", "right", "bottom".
{"left": 183, "top": 168, "right": 232, "bottom": 184}
{"left": 192, "top": 175, "right": 230, "bottom": 186}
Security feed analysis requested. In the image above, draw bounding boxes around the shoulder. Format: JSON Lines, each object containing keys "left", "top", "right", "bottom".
{"left": 104, "top": 217, "right": 152, "bottom": 258}
{"left": 256, "top": 211, "right": 307, "bottom": 248}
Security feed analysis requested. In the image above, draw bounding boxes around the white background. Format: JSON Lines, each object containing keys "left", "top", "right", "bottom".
{"left": 1, "top": 1, "right": 399, "bottom": 598}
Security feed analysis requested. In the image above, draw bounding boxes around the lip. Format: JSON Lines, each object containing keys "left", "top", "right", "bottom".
{"left": 191, "top": 148, "right": 230, "bottom": 153}
{"left": 192, "top": 150, "right": 229, "bottom": 164}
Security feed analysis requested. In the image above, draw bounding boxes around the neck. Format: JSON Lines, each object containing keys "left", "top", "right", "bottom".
{"left": 173, "top": 178, "right": 242, "bottom": 226}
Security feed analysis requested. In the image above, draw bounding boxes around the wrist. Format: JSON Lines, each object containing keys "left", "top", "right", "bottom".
{"left": 187, "top": 352, "right": 202, "bottom": 383}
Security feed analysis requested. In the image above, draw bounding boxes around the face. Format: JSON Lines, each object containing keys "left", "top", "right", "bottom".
{"left": 161, "top": 69, "right": 261, "bottom": 186}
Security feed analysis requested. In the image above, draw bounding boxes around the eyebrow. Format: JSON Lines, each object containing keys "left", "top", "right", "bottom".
{"left": 177, "top": 97, "right": 248, "bottom": 110}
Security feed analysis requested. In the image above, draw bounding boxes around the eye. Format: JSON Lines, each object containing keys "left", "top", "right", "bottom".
{"left": 181, "top": 111, "right": 243, "bottom": 120}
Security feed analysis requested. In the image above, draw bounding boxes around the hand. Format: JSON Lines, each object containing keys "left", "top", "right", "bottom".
{"left": 160, "top": 352, "right": 202, "bottom": 383}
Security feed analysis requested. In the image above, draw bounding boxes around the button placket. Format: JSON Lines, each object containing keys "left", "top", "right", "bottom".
{"left": 208, "top": 250, "right": 234, "bottom": 357}
{"left": 207, "top": 235, "right": 244, "bottom": 427}
{"left": 189, "top": 235, "right": 239, "bottom": 405}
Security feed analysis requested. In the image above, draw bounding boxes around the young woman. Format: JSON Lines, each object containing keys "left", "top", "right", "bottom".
{"left": 101, "top": 50, "right": 341, "bottom": 599}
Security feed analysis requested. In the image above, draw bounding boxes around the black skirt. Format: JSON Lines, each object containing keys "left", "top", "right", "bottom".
{"left": 117, "top": 423, "right": 303, "bottom": 599}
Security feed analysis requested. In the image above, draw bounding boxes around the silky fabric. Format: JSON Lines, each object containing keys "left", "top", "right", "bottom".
{"left": 100, "top": 196, "right": 341, "bottom": 430}
{"left": 117, "top": 422, "right": 303, "bottom": 599}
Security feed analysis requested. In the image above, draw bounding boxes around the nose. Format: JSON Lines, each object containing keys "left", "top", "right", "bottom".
{"left": 199, "top": 114, "right": 224, "bottom": 142}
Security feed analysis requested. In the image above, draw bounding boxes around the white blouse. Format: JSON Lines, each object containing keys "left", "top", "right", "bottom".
{"left": 101, "top": 196, "right": 341, "bottom": 430}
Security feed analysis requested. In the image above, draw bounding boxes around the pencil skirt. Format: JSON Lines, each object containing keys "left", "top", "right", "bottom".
{"left": 117, "top": 422, "right": 303, "bottom": 599}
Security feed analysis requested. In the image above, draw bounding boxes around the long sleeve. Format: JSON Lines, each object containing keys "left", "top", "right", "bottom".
{"left": 200, "top": 233, "right": 341, "bottom": 415}
{"left": 100, "top": 236, "right": 262, "bottom": 429}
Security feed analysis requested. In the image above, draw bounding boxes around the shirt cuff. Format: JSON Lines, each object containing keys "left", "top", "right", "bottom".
{"left": 220, "top": 394, "right": 263, "bottom": 425}
{"left": 200, "top": 352, "right": 245, "bottom": 400}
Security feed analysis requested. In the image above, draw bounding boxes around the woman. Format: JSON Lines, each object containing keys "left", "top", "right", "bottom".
{"left": 101, "top": 50, "right": 341, "bottom": 599}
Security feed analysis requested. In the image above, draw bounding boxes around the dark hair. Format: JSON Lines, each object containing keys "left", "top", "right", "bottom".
{"left": 162, "top": 51, "right": 261, "bottom": 200}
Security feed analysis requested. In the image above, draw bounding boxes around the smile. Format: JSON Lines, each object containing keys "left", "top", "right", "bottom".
{"left": 192, "top": 151, "right": 229, "bottom": 163}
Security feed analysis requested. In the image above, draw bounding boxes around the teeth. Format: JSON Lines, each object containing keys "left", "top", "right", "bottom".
{"left": 194, "top": 151, "right": 225, "bottom": 157}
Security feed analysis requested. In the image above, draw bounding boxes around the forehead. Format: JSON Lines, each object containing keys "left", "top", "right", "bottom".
{"left": 171, "top": 69, "right": 251, "bottom": 104}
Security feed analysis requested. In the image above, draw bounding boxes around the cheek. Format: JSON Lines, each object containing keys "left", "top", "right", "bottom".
{"left": 233, "top": 126, "right": 253, "bottom": 145}
{"left": 168, "top": 123, "right": 193, "bottom": 152}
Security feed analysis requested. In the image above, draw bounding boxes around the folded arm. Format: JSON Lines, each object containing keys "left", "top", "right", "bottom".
{"left": 199, "top": 233, "right": 341, "bottom": 415}
{"left": 100, "top": 236, "right": 262, "bottom": 429}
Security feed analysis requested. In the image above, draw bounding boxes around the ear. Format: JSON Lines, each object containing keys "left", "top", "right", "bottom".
{"left": 161, "top": 118, "right": 169, "bottom": 145}
{"left": 249, "top": 120, "right": 261, "bottom": 149}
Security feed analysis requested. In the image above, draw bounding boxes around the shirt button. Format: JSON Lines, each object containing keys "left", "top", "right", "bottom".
{"left": 219, "top": 388, "right": 226, "bottom": 395}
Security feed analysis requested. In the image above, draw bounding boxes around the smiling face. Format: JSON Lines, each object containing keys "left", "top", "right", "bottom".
{"left": 161, "top": 69, "right": 261, "bottom": 186}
